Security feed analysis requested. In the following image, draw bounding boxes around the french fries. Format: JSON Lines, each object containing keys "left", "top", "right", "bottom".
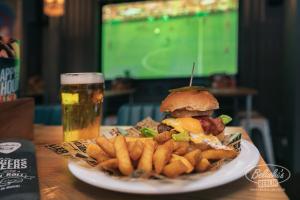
{"left": 184, "top": 149, "right": 201, "bottom": 167}
{"left": 99, "top": 158, "right": 118, "bottom": 171}
{"left": 201, "top": 149, "right": 238, "bottom": 160}
{"left": 154, "top": 131, "right": 172, "bottom": 143}
{"left": 96, "top": 136, "right": 116, "bottom": 157}
{"left": 128, "top": 140, "right": 144, "bottom": 161}
{"left": 173, "top": 141, "right": 189, "bottom": 155}
{"left": 84, "top": 130, "right": 240, "bottom": 179}
{"left": 153, "top": 140, "right": 174, "bottom": 174}
{"left": 163, "top": 160, "right": 187, "bottom": 178}
{"left": 114, "top": 135, "right": 134, "bottom": 176}
{"left": 86, "top": 143, "right": 110, "bottom": 162}
{"left": 196, "top": 158, "right": 211, "bottom": 172}
{"left": 170, "top": 154, "right": 193, "bottom": 173}
{"left": 86, "top": 143, "right": 102, "bottom": 158}
{"left": 137, "top": 140, "right": 156, "bottom": 173}
{"left": 125, "top": 137, "right": 153, "bottom": 143}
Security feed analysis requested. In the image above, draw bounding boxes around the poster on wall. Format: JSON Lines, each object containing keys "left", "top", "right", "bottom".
{"left": 0, "top": 2, "right": 20, "bottom": 103}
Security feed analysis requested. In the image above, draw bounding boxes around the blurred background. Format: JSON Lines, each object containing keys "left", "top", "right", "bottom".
{"left": 0, "top": 0, "right": 299, "bottom": 198}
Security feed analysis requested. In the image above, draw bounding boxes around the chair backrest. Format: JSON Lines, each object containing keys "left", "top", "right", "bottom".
{"left": 35, "top": 105, "right": 62, "bottom": 125}
{"left": 117, "top": 104, "right": 164, "bottom": 125}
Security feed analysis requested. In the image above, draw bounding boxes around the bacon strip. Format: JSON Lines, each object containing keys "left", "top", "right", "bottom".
{"left": 195, "top": 117, "right": 225, "bottom": 136}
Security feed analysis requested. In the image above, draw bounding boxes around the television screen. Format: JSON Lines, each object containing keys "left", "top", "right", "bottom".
{"left": 101, "top": 0, "right": 238, "bottom": 79}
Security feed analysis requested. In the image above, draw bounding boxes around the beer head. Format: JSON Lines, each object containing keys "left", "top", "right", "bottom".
{"left": 60, "top": 73, "right": 104, "bottom": 85}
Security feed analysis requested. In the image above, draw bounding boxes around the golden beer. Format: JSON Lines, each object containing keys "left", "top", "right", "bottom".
{"left": 60, "top": 73, "right": 104, "bottom": 142}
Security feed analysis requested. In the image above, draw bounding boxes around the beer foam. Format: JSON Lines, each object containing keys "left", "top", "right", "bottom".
{"left": 61, "top": 73, "right": 104, "bottom": 84}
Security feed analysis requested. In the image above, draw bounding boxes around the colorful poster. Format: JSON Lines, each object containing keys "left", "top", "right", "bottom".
{"left": 0, "top": 2, "right": 20, "bottom": 103}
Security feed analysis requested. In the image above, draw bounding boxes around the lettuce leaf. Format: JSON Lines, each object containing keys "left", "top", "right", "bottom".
{"left": 219, "top": 114, "right": 232, "bottom": 125}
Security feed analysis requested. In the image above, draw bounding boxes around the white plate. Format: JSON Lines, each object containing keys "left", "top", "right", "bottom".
{"left": 68, "top": 139, "right": 260, "bottom": 194}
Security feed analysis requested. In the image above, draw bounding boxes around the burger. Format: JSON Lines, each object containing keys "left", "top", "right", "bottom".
{"left": 158, "top": 87, "right": 232, "bottom": 147}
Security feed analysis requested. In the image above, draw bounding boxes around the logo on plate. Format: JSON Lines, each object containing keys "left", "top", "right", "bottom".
{"left": 245, "top": 164, "right": 290, "bottom": 190}
{"left": 0, "top": 142, "right": 21, "bottom": 154}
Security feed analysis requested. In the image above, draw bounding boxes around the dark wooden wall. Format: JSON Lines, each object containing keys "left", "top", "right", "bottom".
{"left": 238, "top": 0, "right": 291, "bottom": 167}
{"left": 22, "top": 0, "right": 99, "bottom": 103}
{"left": 284, "top": 0, "right": 300, "bottom": 173}
{"left": 239, "top": 0, "right": 300, "bottom": 172}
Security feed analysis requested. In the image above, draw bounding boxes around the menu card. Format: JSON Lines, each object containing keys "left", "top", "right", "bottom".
{"left": 0, "top": 139, "right": 40, "bottom": 200}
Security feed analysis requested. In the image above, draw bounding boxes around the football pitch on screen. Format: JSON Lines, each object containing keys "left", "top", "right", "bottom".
{"left": 102, "top": 11, "right": 237, "bottom": 79}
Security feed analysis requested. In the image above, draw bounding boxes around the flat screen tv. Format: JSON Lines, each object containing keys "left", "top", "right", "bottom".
{"left": 101, "top": 0, "right": 238, "bottom": 79}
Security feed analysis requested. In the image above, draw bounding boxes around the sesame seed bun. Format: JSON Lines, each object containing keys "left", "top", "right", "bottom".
{"left": 160, "top": 90, "right": 219, "bottom": 113}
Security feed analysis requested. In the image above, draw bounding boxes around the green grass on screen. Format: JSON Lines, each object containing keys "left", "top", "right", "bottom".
{"left": 102, "top": 11, "right": 237, "bottom": 79}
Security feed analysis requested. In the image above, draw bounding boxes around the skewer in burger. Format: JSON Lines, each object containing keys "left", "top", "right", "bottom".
{"left": 158, "top": 87, "right": 232, "bottom": 149}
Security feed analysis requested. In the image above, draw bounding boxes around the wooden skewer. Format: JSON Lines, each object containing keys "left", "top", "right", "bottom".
{"left": 189, "top": 62, "right": 195, "bottom": 87}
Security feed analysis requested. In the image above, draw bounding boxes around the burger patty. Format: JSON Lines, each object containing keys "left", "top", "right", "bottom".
{"left": 157, "top": 123, "right": 173, "bottom": 133}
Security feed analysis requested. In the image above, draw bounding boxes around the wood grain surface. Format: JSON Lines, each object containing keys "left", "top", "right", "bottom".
{"left": 34, "top": 126, "right": 288, "bottom": 200}
{"left": 0, "top": 98, "right": 34, "bottom": 140}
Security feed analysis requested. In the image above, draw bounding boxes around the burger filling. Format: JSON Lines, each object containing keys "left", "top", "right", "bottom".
{"left": 194, "top": 116, "right": 225, "bottom": 136}
{"left": 157, "top": 112, "right": 232, "bottom": 147}
{"left": 158, "top": 116, "right": 226, "bottom": 136}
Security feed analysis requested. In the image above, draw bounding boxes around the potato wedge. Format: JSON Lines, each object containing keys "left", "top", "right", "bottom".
{"left": 153, "top": 140, "right": 174, "bottom": 174}
{"left": 154, "top": 131, "right": 172, "bottom": 144}
{"left": 125, "top": 137, "right": 153, "bottom": 143}
{"left": 196, "top": 158, "right": 211, "bottom": 172}
{"left": 86, "top": 143, "right": 102, "bottom": 158}
{"left": 170, "top": 154, "right": 194, "bottom": 173}
{"left": 201, "top": 149, "right": 238, "bottom": 160}
{"left": 137, "top": 140, "right": 156, "bottom": 173}
{"left": 184, "top": 149, "right": 201, "bottom": 167}
{"left": 128, "top": 140, "right": 144, "bottom": 161}
{"left": 99, "top": 158, "right": 118, "bottom": 171}
{"left": 114, "top": 135, "right": 133, "bottom": 176}
{"left": 96, "top": 136, "right": 116, "bottom": 157}
{"left": 173, "top": 141, "right": 189, "bottom": 155}
{"left": 86, "top": 143, "right": 110, "bottom": 162}
{"left": 163, "top": 160, "right": 187, "bottom": 178}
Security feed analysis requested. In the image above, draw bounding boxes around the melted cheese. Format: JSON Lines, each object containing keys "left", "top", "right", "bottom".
{"left": 162, "top": 118, "right": 204, "bottom": 134}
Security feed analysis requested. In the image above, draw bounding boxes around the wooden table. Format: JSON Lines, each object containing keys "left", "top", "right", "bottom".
{"left": 34, "top": 125, "right": 288, "bottom": 200}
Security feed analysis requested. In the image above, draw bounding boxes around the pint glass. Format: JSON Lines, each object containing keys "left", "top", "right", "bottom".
{"left": 60, "top": 73, "right": 104, "bottom": 142}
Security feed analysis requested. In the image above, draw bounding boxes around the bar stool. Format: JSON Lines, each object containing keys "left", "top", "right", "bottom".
{"left": 240, "top": 116, "right": 275, "bottom": 164}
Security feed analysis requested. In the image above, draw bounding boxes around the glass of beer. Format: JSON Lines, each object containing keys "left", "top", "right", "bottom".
{"left": 60, "top": 73, "right": 104, "bottom": 142}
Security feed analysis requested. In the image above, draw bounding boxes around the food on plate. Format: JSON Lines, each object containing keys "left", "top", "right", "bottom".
{"left": 83, "top": 86, "right": 240, "bottom": 179}
{"left": 114, "top": 135, "right": 133, "bottom": 175}
{"left": 86, "top": 143, "right": 110, "bottom": 162}
{"left": 128, "top": 140, "right": 144, "bottom": 161}
{"left": 154, "top": 131, "right": 172, "bottom": 143}
{"left": 201, "top": 149, "right": 238, "bottom": 160}
{"left": 184, "top": 149, "right": 201, "bottom": 167}
{"left": 137, "top": 140, "right": 156, "bottom": 173}
{"left": 173, "top": 141, "right": 189, "bottom": 155}
{"left": 163, "top": 160, "right": 188, "bottom": 178}
{"left": 196, "top": 158, "right": 211, "bottom": 172}
{"left": 153, "top": 140, "right": 174, "bottom": 174}
{"left": 99, "top": 158, "right": 118, "bottom": 172}
{"left": 86, "top": 143, "right": 102, "bottom": 158}
{"left": 96, "top": 136, "right": 116, "bottom": 157}
{"left": 170, "top": 154, "right": 194, "bottom": 173}
{"left": 159, "top": 87, "right": 233, "bottom": 150}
